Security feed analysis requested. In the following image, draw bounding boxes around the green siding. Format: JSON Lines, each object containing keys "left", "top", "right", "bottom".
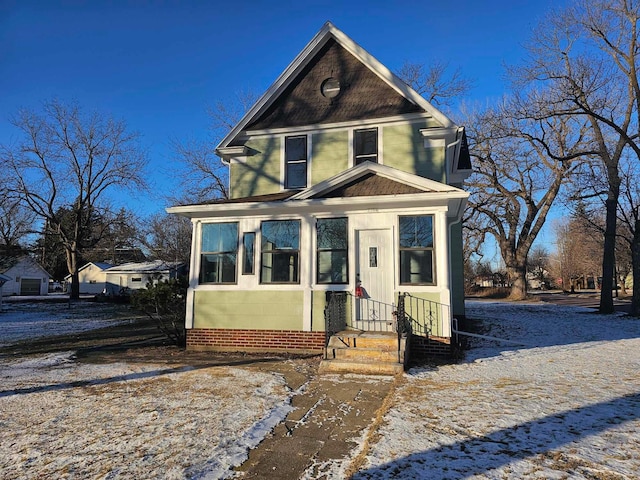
{"left": 193, "top": 290, "right": 304, "bottom": 330}
{"left": 383, "top": 122, "right": 446, "bottom": 182}
{"left": 311, "top": 131, "right": 349, "bottom": 185}
{"left": 449, "top": 221, "right": 466, "bottom": 318}
{"left": 311, "top": 290, "right": 328, "bottom": 332}
{"left": 397, "top": 291, "right": 447, "bottom": 337}
{"left": 230, "top": 137, "right": 282, "bottom": 199}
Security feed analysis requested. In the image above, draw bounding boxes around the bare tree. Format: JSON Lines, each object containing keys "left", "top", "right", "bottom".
{"left": 1, "top": 100, "right": 148, "bottom": 299}
{"left": 0, "top": 195, "right": 36, "bottom": 253}
{"left": 615, "top": 153, "right": 640, "bottom": 311}
{"left": 396, "top": 60, "right": 474, "bottom": 110}
{"left": 143, "top": 212, "right": 192, "bottom": 265}
{"left": 465, "top": 93, "right": 586, "bottom": 300}
{"left": 513, "top": 0, "right": 640, "bottom": 313}
{"left": 170, "top": 90, "right": 258, "bottom": 204}
{"left": 528, "top": 245, "right": 550, "bottom": 288}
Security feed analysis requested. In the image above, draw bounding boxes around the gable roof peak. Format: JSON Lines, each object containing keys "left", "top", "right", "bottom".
{"left": 289, "top": 161, "right": 464, "bottom": 201}
{"left": 217, "top": 22, "right": 455, "bottom": 155}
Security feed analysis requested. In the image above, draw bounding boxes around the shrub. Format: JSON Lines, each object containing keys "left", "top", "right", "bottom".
{"left": 130, "top": 275, "right": 188, "bottom": 347}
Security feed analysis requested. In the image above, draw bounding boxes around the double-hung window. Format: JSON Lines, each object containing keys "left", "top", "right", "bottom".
{"left": 354, "top": 128, "right": 378, "bottom": 165}
{"left": 285, "top": 135, "right": 307, "bottom": 189}
{"left": 317, "top": 218, "right": 348, "bottom": 284}
{"left": 200, "top": 222, "right": 238, "bottom": 284}
{"left": 261, "top": 220, "right": 300, "bottom": 283}
{"left": 399, "top": 215, "right": 434, "bottom": 285}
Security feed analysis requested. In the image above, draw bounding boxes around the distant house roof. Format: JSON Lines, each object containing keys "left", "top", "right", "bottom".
{"left": 64, "top": 262, "right": 115, "bottom": 281}
{"left": 105, "top": 260, "right": 185, "bottom": 274}
{"left": 0, "top": 255, "right": 51, "bottom": 277}
{"left": 0, "top": 256, "right": 21, "bottom": 273}
{"left": 93, "top": 262, "right": 114, "bottom": 270}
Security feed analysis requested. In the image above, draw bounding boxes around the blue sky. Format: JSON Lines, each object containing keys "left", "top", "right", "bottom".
{"left": 1, "top": 0, "right": 563, "bottom": 261}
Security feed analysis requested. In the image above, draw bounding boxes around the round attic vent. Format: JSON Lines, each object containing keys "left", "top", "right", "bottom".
{"left": 321, "top": 77, "right": 341, "bottom": 98}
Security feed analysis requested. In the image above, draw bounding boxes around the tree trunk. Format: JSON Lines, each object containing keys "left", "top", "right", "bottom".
{"left": 65, "top": 244, "right": 80, "bottom": 300}
{"left": 507, "top": 265, "right": 528, "bottom": 300}
{"left": 631, "top": 219, "right": 640, "bottom": 317}
{"left": 599, "top": 198, "right": 616, "bottom": 313}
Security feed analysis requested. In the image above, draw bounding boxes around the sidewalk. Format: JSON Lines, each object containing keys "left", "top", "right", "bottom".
{"left": 237, "top": 364, "right": 398, "bottom": 479}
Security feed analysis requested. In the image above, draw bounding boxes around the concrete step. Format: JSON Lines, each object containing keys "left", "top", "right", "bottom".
{"left": 331, "top": 346, "right": 401, "bottom": 363}
{"left": 329, "top": 331, "right": 399, "bottom": 350}
{"left": 318, "top": 358, "right": 404, "bottom": 375}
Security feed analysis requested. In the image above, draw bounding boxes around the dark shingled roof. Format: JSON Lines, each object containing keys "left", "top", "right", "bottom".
{"left": 315, "top": 173, "right": 426, "bottom": 198}
{"left": 246, "top": 39, "right": 423, "bottom": 130}
{"left": 186, "top": 191, "right": 298, "bottom": 206}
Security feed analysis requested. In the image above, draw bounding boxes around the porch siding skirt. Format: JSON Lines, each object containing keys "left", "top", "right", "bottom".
{"left": 187, "top": 328, "right": 325, "bottom": 354}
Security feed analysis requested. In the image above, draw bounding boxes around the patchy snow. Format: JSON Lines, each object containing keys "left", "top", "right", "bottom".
{"left": 0, "top": 302, "right": 137, "bottom": 346}
{"left": 0, "top": 352, "right": 294, "bottom": 479}
{"left": 354, "top": 301, "right": 640, "bottom": 479}
{"left": 2, "top": 300, "right": 639, "bottom": 479}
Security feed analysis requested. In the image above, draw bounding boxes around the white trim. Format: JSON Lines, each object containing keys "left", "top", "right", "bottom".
{"left": 245, "top": 112, "right": 434, "bottom": 137}
{"left": 167, "top": 192, "right": 467, "bottom": 220}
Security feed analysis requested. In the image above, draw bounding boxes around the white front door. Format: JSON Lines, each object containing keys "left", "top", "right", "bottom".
{"left": 355, "top": 229, "right": 395, "bottom": 330}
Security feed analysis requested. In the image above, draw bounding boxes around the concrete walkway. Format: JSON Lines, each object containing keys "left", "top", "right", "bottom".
{"left": 236, "top": 366, "right": 397, "bottom": 479}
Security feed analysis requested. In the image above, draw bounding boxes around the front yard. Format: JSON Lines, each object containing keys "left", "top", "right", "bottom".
{"left": 1, "top": 300, "right": 639, "bottom": 479}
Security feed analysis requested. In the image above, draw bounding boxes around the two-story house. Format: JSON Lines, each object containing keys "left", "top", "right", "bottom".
{"left": 167, "top": 22, "right": 471, "bottom": 362}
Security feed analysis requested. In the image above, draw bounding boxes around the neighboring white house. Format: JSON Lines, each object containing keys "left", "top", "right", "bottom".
{"left": 64, "top": 262, "right": 114, "bottom": 295}
{"left": 103, "top": 260, "right": 187, "bottom": 295}
{"left": 0, "top": 256, "right": 51, "bottom": 296}
{"left": 0, "top": 273, "right": 11, "bottom": 306}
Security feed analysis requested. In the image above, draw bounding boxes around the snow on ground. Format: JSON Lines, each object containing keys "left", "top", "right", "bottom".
{"left": 0, "top": 352, "right": 294, "bottom": 479}
{"left": 2, "top": 300, "right": 639, "bottom": 479}
{"left": 0, "top": 301, "right": 136, "bottom": 346}
{"left": 355, "top": 301, "right": 640, "bottom": 479}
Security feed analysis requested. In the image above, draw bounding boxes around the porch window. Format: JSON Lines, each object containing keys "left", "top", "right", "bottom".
{"left": 354, "top": 128, "right": 377, "bottom": 165}
{"left": 399, "top": 215, "right": 434, "bottom": 285}
{"left": 261, "top": 220, "right": 300, "bottom": 284}
{"left": 242, "top": 232, "right": 255, "bottom": 275}
{"left": 316, "top": 217, "right": 348, "bottom": 284}
{"left": 285, "top": 135, "right": 307, "bottom": 189}
{"left": 200, "top": 222, "right": 238, "bottom": 284}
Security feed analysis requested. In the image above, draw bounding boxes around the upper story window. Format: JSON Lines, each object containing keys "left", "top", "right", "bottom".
{"left": 285, "top": 135, "right": 307, "bottom": 189}
{"left": 354, "top": 128, "right": 378, "bottom": 165}
{"left": 261, "top": 220, "right": 300, "bottom": 284}
{"left": 399, "top": 215, "right": 434, "bottom": 285}
{"left": 200, "top": 222, "right": 238, "bottom": 284}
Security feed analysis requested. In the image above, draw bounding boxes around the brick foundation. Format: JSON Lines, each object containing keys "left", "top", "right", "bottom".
{"left": 410, "top": 334, "right": 452, "bottom": 358}
{"left": 187, "top": 328, "right": 325, "bottom": 354}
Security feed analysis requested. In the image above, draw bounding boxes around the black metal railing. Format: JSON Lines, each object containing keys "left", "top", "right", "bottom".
{"left": 354, "top": 296, "right": 397, "bottom": 332}
{"left": 396, "top": 293, "right": 450, "bottom": 338}
{"left": 324, "top": 291, "right": 351, "bottom": 358}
